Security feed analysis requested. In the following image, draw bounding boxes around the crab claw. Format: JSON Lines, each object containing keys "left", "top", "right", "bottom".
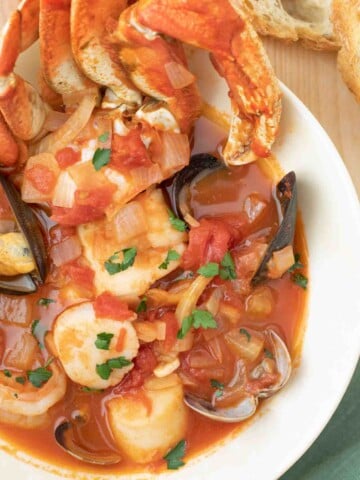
{"left": 132, "top": 0, "right": 281, "bottom": 164}
{"left": 0, "top": 0, "right": 47, "bottom": 142}
{"left": 40, "top": 0, "right": 97, "bottom": 98}
{"left": 0, "top": 113, "right": 19, "bottom": 167}
{"left": 70, "top": 0, "right": 142, "bottom": 108}
{"left": 114, "top": 5, "right": 202, "bottom": 134}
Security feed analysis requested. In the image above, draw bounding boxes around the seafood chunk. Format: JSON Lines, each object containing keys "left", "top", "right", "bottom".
{"left": 107, "top": 374, "right": 187, "bottom": 463}
{"left": 53, "top": 302, "right": 139, "bottom": 389}
{"left": 0, "top": 361, "right": 66, "bottom": 417}
{"left": 115, "top": 0, "right": 281, "bottom": 164}
{"left": 78, "top": 189, "right": 187, "bottom": 298}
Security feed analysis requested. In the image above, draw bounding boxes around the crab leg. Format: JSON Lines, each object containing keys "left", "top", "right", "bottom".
{"left": 0, "top": 113, "right": 19, "bottom": 167}
{"left": 0, "top": 0, "right": 47, "bottom": 142}
{"left": 40, "top": 0, "right": 97, "bottom": 98}
{"left": 70, "top": 0, "right": 141, "bottom": 108}
{"left": 113, "top": 5, "right": 202, "bottom": 134}
{"left": 132, "top": 0, "right": 282, "bottom": 164}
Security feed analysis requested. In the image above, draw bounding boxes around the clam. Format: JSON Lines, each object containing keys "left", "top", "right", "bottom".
{"left": 251, "top": 171, "right": 297, "bottom": 285}
{"left": 54, "top": 420, "right": 122, "bottom": 465}
{"left": 0, "top": 176, "right": 48, "bottom": 294}
{"left": 184, "top": 330, "right": 291, "bottom": 423}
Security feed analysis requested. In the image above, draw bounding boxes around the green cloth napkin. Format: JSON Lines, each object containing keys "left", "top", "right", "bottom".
{"left": 280, "top": 361, "right": 360, "bottom": 480}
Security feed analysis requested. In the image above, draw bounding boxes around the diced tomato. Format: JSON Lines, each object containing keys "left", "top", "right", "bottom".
{"left": 61, "top": 260, "right": 95, "bottom": 291}
{"left": 55, "top": 147, "right": 81, "bottom": 169}
{"left": 110, "top": 129, "right": 153, "bottom": 172}
{"left": 94, "top": 292, "right": 134, "bottom": 321}
{"left": 51, "top": 185, "right": 116, "bottom": 225}
{"left": 24, "top": 164, "right": 57, "bottom": 194}
{"left": 114, "top": 345, "right": 157, "bottom": 394}
{"left": 181, "top": 218, "right": 233, "bottom": 271}
{"left": 115, "top": 328, "right": 127, "bottom": 352}
{"left": 160, "top": 311, "right": 179, "bottom": 352}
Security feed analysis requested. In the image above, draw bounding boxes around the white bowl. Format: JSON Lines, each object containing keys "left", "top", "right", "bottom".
{"left": 1, "top": 48, "right": 360, "bottom": 480}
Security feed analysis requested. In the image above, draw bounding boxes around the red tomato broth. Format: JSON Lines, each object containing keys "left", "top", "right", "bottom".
{"left": 0, "top": 155, "right": 308, "bottom": 475}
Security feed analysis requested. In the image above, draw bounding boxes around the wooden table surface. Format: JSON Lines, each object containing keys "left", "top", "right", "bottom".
{"left": 1, "top": 1, "right": 360, "bottom": 196}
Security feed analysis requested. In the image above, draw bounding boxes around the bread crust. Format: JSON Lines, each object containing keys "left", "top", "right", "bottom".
{"left": 332, "top": 0, "right": 360, "bottom": 101}
{"left": 236, "top": 0, "right": 338, "bottom": 51}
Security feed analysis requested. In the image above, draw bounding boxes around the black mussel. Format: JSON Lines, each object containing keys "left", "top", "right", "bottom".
{"left": 54, "top": 421, "right": 122, "bottom": 465}
{"left": 169, "top": 153, "right": 224, "bottom": 219}
{"left": 0, "top": 175, "right": 48, "bottom": 294}
{"left": 251, "top": 171, "right": 297, "bottom": 285}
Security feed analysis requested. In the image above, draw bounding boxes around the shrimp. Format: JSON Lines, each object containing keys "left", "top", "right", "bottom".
{"left": 0, "top": 361, "right": 67, "bottom": 417}
{"left": 53, "top": 301, "right": 139, "bottom": 389}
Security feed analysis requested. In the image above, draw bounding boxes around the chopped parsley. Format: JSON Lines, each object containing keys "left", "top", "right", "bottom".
{"left": 292, "top": 273, "right": 308, "bottom": 290}
{"left": 159, "top": 250, "right": 181, "bottom": 270}
{"left": 219, "top": 251, "right": 237, "bottom": 280}
{"left": 288, "top": 253, "right": 308, "bottom": 289}
{"left": 98, "top": 131, "right": 110, "bottom": 143}
{"left": 239, "top": 328, "right": 251, "bottom": 342}
{"left": 136, "top": 297, "right": 147, "bottom": 313}
{"left": 163, "top": 439, "right": 186, "bottom": 470}
{"left": 177, "top": 309, "right": 217, "bottom": 339}
{"left": 37, "top": 298, "right": 56, "bottom": 307}
{"left": 197, "top": 262, "right": 220, "bottom": 278}
{"left": 31, "top": 319, "right": 40, "bottom": 336}
{"left": 15, "top": 376, "right": 26, "bottom": 385}
{"left": 264, "top": 348, "right": 274, "bottom": 359}
{"left": 210, "top": 379, "right": 225, "bottom": 398}
{"left": 288, "top": 253, "right": 304, "bottom": 273}
{"left": 96, "top": 356, "right": 132, "bottom": 380}
{"left": 27, "top": 367, "right": 52, "bottom": 388}
{"left": 3, "top": 369, "right": 11, "bottom": 378}
{"left": 168, "top": 209, "right": 187, "bottom": 232}
{"left": 95, "top": 332, "right": 114, "bottom": 350}
{"left": 92, "top": 148, "right": 111, "bottom": 171}
{"left": 104, "top": 247, "right": 137, "bottom": 275}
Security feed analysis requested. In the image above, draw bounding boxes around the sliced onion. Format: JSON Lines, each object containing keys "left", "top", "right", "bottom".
{"left": 43, "top": 111, "right": 70, "bottom": 132}
{"left": 164, "top": 61, "right": 195, "bottom": 89}
{"left": 37, "top": 93, "right": 97, "bottom": 154}
{"left": 175, "top": 275, "right": 212, "bottom": 326}
{"left": 146, "top": 288, "right": 184, "bottom": 307}
{"left": 156, "top": 132, "right": 190, "bottom": 177}
{"left": 112, "top": 201, "right": 148, "bottom": 243}
{"left": 5, "top": 332, "right": 39, "bottom": 370}
{"left": 245, "top": 286, "right": 274, "bottom": 317}
{"left": 130, "top": 163, "right": 163, "bottom": 188}
{"left": 50, "top": 236, "right": 82, "bottom": 267}
{"left": 225, "top": 328, "right": 265, "bottom": 362}
{"left": 267, "top": 245, "right": 295, "bottom": 279}
{"left": 0, "top": 296, "right": 32, "bottom": 326}
{"left": 52, "top": 171, "right": 77, "bottom": 208}
{"left": 188, "top": 348, "right": 218, "bottom": 369}
{"left": 203, "top": 288, "right": 223, "bottom": 317}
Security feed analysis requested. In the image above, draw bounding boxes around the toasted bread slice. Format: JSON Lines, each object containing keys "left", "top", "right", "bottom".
{"left": 332, "top": 0, "right": 360, "bottom": 102}
{"left": 235, "top": 0, "right": 338, "bottom": 50}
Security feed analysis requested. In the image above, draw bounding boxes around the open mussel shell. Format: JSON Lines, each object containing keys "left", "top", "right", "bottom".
{"left": 54, "top": 421, "right": 122, "bottom": 465}
{"left": 251, "top": 171, "right": 297, "bottom": 285}
{"left": 0, "top": 175, "right": 48, "bottom": 293}
{"left": 169, "top": 153, "right": 224, "bottom": 219}
{"left": 184, "top": 393, "right": 258, "bottom": 423}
